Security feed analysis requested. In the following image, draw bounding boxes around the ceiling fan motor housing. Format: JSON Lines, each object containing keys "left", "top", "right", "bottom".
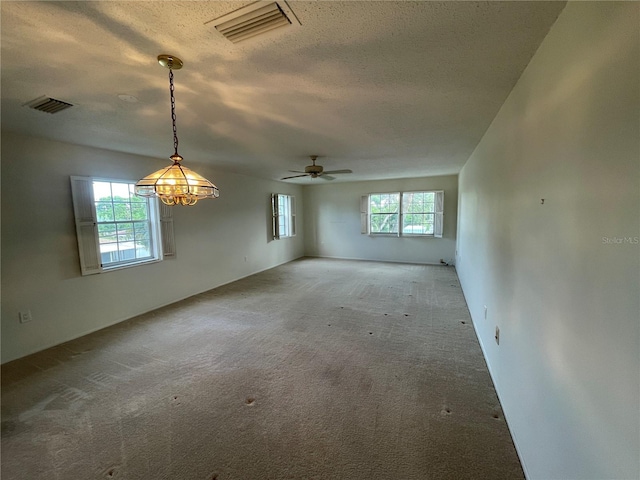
{"left": 305, "top": 165, "right": 323, "bottom": 175}
{"left": 280, "top": 155, "right": 351, "bottom": 180}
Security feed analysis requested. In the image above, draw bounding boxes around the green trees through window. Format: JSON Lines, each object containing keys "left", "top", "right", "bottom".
{"left": 402, "top": 191, "right": 435, "bottom": 235}
{"left": 366, "top": 191, "right": 442, "bottom": 236}
{"left": 369, "top": 193, "right": 399, "bottom": 234}
{"left": 93, "top": 181, "right": 153, "bottom": 265}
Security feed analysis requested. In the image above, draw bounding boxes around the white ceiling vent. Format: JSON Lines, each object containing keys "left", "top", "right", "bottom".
{"left": 24, "top": 96, "right": 73, "bottom": 114}
{"left": 206, "top": 1, "right": 300, "bottom": 44}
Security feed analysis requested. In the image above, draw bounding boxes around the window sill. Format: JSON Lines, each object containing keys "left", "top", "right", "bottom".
{"left": 101, "top": 258, "right": 162, "bottom": 272}
{"left": 368, "top": 234, "right": 437, "bottom": 238}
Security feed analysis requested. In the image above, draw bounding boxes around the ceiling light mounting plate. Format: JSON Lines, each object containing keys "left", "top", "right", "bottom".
{"left": 158, "top": 54, "right": 183, "bottom": 70}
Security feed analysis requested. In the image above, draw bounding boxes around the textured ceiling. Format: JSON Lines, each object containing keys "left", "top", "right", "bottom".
{"left": 1, "top": 1, "right": 566, "bottom": 183}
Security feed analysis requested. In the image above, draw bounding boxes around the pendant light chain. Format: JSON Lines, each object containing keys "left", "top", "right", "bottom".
{"left": 169, "top": 68, "right": 179, "bottom": 157}
{"left": 135, "top": 54, "right": 219, "bottom": 205}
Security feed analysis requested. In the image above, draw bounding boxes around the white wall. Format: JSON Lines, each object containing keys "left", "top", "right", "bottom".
{"left": 303, "top": 175, "right": 457, "bottom": 265}
{"left": 456, "top": 2, "right": 639, "bottom": 479}
{"left": 1, "top": 132, "right": 304, "bottom": 363}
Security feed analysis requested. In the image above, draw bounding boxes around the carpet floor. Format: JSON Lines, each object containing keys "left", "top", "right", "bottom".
{"left": 1, "top": 258, "right": 524, "bottom": 480}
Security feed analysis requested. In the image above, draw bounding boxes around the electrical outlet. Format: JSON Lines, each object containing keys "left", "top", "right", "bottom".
{"left": 495, "top": 326, "right": 500, "bottom": 345}
{"left": 19, "top": 310, "right": 33, "bottom": 323}
{"left": 484, "top": 305, "right": 488, "bottom": 320}
{"left": 244, "top": 256, "right": 248, "bottom": 262}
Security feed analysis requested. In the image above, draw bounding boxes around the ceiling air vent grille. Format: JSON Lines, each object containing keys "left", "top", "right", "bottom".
{"left": 207, "top": 1, "right": 299, "bottom": 44}
{"left": 25, "top": 96, "right": 73, "bottom": 114}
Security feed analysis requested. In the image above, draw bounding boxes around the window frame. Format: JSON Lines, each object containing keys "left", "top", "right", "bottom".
{"left": 361, "top": 190, "right": 444, "bottom": 238}
{"left": 272, "top": 193, "right": 296, "bottom": 240}
{"left": 401, "top": 191, "right": 437, "bottom": 236}
{"left": 93, "top": 179, "right": 159, "bottom": 269}
{"left": 70, "top": 176, "right": 175, "bottom": 275}
{"left": 368, "top": 192, "right": 401, "bottom": 236}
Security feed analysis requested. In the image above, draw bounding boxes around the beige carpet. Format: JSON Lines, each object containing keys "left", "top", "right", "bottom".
{"left": 1, "top": 258, "right": 524, "bottom": 479}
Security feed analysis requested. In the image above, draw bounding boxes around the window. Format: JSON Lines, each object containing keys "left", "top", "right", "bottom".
{"left": 402, "top": 191, "right": 436, "bottom": 235}
{"left": 361, "top": 190, "right": 444, "bottom": 237}
{"left": 272, "top": 194, "right": 296, "bottom": 239}
{"left": 70, "top": 176, "right": 175, "bottom": 275}
{"left": 369, "top": 192, "right": 400, "bottom": 234}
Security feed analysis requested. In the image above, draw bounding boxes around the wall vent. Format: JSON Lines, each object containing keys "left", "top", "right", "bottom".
{"left": 206, "top": 1, "right": 300, "bottom": 43}
{"left": 24, "top": 96, "right": 73, "bottom": 114}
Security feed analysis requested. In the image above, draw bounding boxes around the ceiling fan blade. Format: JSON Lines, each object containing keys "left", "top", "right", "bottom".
{"left": 323, "top": 169, "right": 352, "bottom": 175}
{"left": 320, "top": 175, "right": 336, "bottom": 181}
{"left": 288, "top": 170, "right": 306, "bottom": 174}
{"left": 281, "top": 174, "right": 309, "bottom": 180}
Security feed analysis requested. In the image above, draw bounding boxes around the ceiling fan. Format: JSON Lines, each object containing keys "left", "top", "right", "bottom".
{"left": 281, "top": 156, "right": 353, "bottom": 181}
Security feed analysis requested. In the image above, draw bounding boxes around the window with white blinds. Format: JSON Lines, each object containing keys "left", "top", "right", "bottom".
{"left": 70, "top": 176, "right": 175, "bottom": 275}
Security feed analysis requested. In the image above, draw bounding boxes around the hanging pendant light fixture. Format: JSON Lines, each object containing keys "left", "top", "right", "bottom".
{"left": 135, "top": 54, "right": 219, "bottom": 206}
